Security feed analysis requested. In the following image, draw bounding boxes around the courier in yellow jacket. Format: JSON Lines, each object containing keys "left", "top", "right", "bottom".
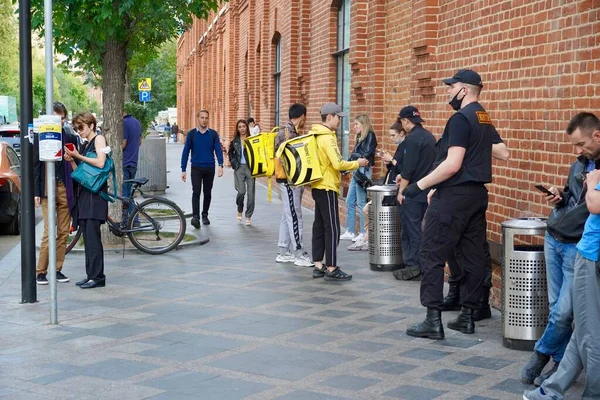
{"left": 310, "top": 103, "right": 369, "bottom": 282}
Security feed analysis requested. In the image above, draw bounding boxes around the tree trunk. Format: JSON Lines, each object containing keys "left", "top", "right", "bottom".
{"left": 100, "top": 39, "right": 127, "bottom": 245}
{"left": 124, "top": 71, "right": 131, "bottom": 103}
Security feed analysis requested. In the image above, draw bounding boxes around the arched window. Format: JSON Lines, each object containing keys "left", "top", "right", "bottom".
{"left": 273, "top": 35, "right": 282, "bottom": 127}
{"left": 335, "top": 0, "right": 351, "bottom": 159}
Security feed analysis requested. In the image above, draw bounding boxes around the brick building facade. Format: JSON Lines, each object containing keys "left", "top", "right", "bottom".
{"left": 177, "top": 0, "right": 600, "bottom": 305}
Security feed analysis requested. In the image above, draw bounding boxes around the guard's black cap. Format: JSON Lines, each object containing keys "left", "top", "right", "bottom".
{"left": 398, "top": 105, "right": 424, "bottom": 124}
{"left": 443, "top": 69, "right": 483, "bottom": 87}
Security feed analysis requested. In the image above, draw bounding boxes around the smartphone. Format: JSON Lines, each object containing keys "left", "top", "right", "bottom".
{"left": 65, "top": 143, "right": 75, "bottom": 151}
{"left": 535, "top": 185, "right": 554, "bottom": 196}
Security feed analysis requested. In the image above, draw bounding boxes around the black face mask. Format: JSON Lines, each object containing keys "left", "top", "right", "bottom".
{"left": 449, "top": 88, "right": 466, "bottom": 111}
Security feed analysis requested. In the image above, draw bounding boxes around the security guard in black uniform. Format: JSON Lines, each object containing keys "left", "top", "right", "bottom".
{"left": 402, "top": 69, "right": 505, "bottom": 340}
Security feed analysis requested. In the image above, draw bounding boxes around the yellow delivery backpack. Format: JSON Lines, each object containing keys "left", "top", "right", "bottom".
{"left": 243, "top": 128, "right": 278, "bottom": 177}
{"left": 275, "top": 133, "right": 323, "bottom": 186}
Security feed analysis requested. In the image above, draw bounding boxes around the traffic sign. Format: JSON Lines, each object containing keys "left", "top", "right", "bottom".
{"left": 139, "top": 91, "right": 151, "bottom": 102}
{"left": 138, "top": 78, "right": 152, "bottom": 91}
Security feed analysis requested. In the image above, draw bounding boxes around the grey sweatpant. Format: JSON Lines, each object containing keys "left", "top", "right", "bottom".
{"left": 234, "top": 165, "right": 255, "bottom": 218}
{"left": 538, "top": 253, "right": 600, "bottom": 399}
{"left": 277, "top": 183, "right": 304, "bottom": 255}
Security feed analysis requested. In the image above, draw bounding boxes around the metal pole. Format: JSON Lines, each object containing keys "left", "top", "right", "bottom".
{"left": 44, "top": 0, "right": 57, "bottom": 325}
{"left": 19, "top": 0, "right": 36, "bottom": 304}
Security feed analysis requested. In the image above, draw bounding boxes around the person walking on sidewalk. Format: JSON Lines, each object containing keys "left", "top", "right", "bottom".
{"left": 274, "top": 103, "right": 314, "bottom": 267}
{"left": 402, "top": 69, "right": 503, "bottom": 339}
{"left": 228, "top": 119, "right": 255, "bottom": 226}
{"left": 34, "top": 102, "right": 79, "bottom": 285}
{"left": 394, "top": 105, "right": 436, "bottom": 281}
{"left": 63, "top": 112, "right": 108, "bottom": 289}
{"left": 520, "top": 112, "right": 600, "bottom": 387}
{"left": 310, "top": 103, "right": 369, "bottom": 281}
{"left": 339, "top": 114, "right": 377, "bottom": 245}
{"left": 121, "top": 111, "right": 142, "bottom": 228}
{"left": 181, "top": 109, "right": 224, "bottom": 228}
{"left": 524, "top": 166, "right": 600, "bottom": 400}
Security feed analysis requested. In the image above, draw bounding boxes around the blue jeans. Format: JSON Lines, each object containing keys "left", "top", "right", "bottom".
{"left": 122, "top": 165, "right": 137, "bottom": 220}
{"left": 534, "top": 232, "right": 576, "bottom": 362}
{"left": 346, "top": 167, "right": 371, "bottom": 234}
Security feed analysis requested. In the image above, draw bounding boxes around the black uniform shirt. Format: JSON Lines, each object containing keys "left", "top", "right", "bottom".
{"left": 434, "top": 102, "right": 502, "bottom": 187}
{"left": 401, "top": 124, "right": 437, "bottom": 183}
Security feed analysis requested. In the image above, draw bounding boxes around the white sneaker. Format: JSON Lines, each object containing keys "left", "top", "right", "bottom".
{"left": 339, "top": 230, "right": 356, "bottom": 241}
{"left": 352, "top": 233, "right": 365, "bottom": 243}
{"left": 347, "top": 240, "right": 364, "bottom": 251}
{"left": 294, "top": 252, "right": 315, "bottom": 267}
{"left": 359, "top": 241, "right": 369, "bottom": 251}
{"left": 275, "top": 252, "right": 296, "bottom": 263}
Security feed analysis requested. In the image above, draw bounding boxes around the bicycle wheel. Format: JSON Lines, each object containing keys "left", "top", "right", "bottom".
{"left": 127, "top": 198, "right": 186, "bottom": 255}
{"left": 65, "top": 227, "right": 83, "bottom": 255}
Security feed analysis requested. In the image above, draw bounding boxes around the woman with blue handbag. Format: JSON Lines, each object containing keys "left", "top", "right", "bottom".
{"left": 64, "top": 112, "right": 108, "bottom": 289}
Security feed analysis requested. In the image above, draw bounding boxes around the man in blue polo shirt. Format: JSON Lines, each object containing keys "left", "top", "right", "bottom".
{"left": 122, "top": 112, "right": 142, "bottom": 226}
{"left": 181, "top": 109, "right": 224, "bottom": 228}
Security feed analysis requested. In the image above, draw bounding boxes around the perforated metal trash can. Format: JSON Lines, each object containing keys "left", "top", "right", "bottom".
{"left": 367, "top": 185, "right": 404, "bottom": 272}
{"left": 501, "top": 218, "right": 549, "bottom": 351}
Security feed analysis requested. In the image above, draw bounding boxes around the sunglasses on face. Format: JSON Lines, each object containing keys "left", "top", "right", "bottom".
{"left": 76, "top": 124, "right": 86, "bottom": 132}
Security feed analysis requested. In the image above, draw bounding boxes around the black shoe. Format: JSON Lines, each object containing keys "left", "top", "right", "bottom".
{"left": 79, "top": 279, "right": 105, "bottom": 289}
{"left": 36, "top": 273, "right": 48, "bottom": 285}
{"left": 521, "top": 351, "right": 551, "bottom": 384}
{"left": 473, "top": 305, "right": 492, "bottom": 321}
{"left": 441, "top": 283, "right": 461, "bottom": 311}
{"left": 191, "top": 216, "right": 200, "bottom": 229}
{"left": 202, "top": 215, "right": 210, "bottom": 225}
{"left": 392, "top": 265, "right": 421, "bottom": 281}
{"left": 313, "top": 266, "right": 326, "bottom": 278}
{"left": 534, "top": 362, "right": 559, "bottom": 387}
{"left": 447, "top": 306, "right": 475, "bottom": 334}
{"left": 56, "top": 271, "right": 70, "bottom": 283}
{"left": 406, "top": 308, "right": 445, "bottom": 340}
{"left": 324, "top": 267, "right": 352, "bottom": 281}
{"left": 75, "top": 278, "right": 90, "bottom": 286}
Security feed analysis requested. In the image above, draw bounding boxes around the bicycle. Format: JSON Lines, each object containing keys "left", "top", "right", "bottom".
{"left": 66, "top": 177, "right": 187, "bottom": 255}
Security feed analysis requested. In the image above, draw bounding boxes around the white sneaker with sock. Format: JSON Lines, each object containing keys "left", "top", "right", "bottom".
{"left": 339, "top": 230, "right": 356, "bottom": 241}
{"left": 352, "top": 233, "right": 365, "bottom": 242}
{"left": 275, "top": 252, "right": 296, "bottom": 263}
{"left": 294, "top": 252, "right": 315, "bottom": 267}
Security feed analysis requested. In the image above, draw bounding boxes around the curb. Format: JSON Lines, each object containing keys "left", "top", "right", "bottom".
{"left": 46, "top": 233, "right": 210, "bottom": 255}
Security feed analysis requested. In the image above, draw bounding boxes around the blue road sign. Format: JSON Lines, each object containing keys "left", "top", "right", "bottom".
{"left": 139, "top": 91, "right": 151, "bottom": 102}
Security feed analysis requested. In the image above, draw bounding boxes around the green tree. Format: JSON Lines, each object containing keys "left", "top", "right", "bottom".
{"left": 30, "top": 0, "right": 223, "bottom": 240}
{"left": 0, "top": 0, "right": 19, "bottom": 104}
{"left": 129, "top": 39, "right": 177, "bottom": 119}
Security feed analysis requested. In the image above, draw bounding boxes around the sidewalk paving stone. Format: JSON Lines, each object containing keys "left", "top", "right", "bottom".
{"left": 0, "top": 142, "right": 585, "bottom": 399}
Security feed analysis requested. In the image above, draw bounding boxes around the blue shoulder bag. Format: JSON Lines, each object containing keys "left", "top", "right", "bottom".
{"left": 71, "top": 138, "right": 117, "bottom": 202}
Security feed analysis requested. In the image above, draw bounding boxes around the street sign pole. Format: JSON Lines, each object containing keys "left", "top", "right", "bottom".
{"left": 44, "top": 0, "right": 58, "bottom": 325}
{"left": 19, "top": 0, "right": 36, "bottom": 304}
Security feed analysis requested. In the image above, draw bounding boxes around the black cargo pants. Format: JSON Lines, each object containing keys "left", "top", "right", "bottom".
{"left": 420, "top": 183, "right": 488, "bottom": 310}
{"left": 448, "top": 240, "right": 493, "bottom": 289}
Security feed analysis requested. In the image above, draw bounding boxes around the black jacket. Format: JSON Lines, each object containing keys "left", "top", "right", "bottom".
{"left": 546, "top": 156, "right": 599, "bottom": 243}
{"left": 227, "top": 136, "right": 249, "bottom": 171}
{"left": 350, "top": 130, "right": 378, "bottom": 166}
{"left": 385, "top": 141, "right": 406, "bottom": 184}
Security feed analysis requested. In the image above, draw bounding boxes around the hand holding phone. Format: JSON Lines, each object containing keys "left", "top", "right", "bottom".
{"left": 535, "top": 185, "right": 554, "bottom": 196}
{"left": 65, "top": 143, "right": 75, "bottom": 152}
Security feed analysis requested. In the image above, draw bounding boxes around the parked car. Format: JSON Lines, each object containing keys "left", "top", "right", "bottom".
{"left": 0, "top": 124, "right": 21, "bottom": 156}
{"left": 0, "top": 142, "right": 21, "bottom": 235}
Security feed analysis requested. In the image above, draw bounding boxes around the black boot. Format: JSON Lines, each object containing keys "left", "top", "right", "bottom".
{"left": 447, "top": 306, "right": 475, "bottom": 334}
{"left": 473, "top": 287, "right": 492, "bottom": 321}
{"left": 441, "top": 283, "right": 461, "bottom": 311}
{"left": 406, "top": 308, "right": 445, "bottom": 340}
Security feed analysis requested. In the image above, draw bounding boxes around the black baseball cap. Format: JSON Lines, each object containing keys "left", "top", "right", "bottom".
{"left": 443, "top": 69, "right": 483, "bottom": 87}
{"left": 398, "top": 105, "right": 424, "bottom": 124}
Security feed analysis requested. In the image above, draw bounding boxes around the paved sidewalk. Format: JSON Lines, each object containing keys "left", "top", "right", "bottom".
{"left": 0, "top": 142, "right": 583, "bottom": 400}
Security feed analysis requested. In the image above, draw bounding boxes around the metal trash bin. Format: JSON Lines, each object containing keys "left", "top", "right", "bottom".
{"left": 501, "top": 217, "right": 548, "bottom": 351}
{"left": 367, "top": 185, "right": 403, "bottom": 271}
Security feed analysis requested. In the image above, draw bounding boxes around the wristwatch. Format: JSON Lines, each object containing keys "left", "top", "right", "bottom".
{"left": 219, "top": 164, "right": 223, "bottom": 168}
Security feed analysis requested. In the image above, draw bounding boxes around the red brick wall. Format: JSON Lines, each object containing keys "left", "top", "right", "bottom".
{"left": 178, "top": 0, "right": 600, "bottom": 306}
